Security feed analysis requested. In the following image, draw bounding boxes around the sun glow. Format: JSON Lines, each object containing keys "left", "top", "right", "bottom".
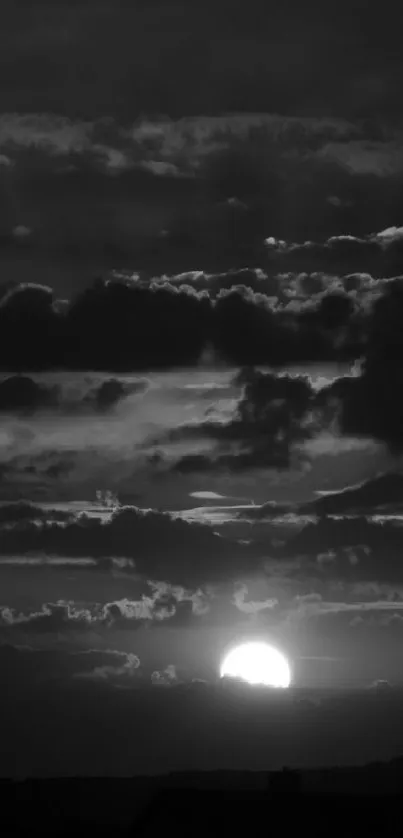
{"left": 220, "top": 642, "right": 291, "bottom": 688}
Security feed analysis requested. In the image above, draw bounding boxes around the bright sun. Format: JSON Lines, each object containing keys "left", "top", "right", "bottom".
{"left": 220, "top": 641, "right": 291, "bottom": 688}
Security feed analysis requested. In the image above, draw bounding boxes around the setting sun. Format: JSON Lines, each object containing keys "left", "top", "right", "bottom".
{"left": 220, "top": 642, "right": 291, "bottom": 688}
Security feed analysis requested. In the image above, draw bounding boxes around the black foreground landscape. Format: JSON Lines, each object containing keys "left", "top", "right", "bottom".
{"left": 1, "top": 759, "right": 403, "bottom": 836}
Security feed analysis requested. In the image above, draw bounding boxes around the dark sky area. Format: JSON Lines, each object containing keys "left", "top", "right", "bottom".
{"left": 0, "top": 0, "right": 402, "bottom": 120}
{"left": 1, "top": 0, "right": 403, "bottom": 778}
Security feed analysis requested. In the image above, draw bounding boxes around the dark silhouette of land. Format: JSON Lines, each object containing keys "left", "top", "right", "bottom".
{"left": 1, "top": 758, "right": 403, "bottom": 835}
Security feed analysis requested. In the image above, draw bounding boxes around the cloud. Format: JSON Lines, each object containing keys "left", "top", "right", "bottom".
{"left": 0, "top": 370, "right": 241, "bottom": 503}
{"left": 0, "top": 279, "right": 212, "bottom": 372}
{"left": 2, "top": 362, "right": 394, "bottom": 507}
{"left": 351, "top": 612, "right": 403, "bottom": 633}
{"left": 103, "top": 593, "right": 189, "bottom": 629}
{"left": 330, "top": 284, "right": 403, "bottom": 451}
{"left": 0, "top": 584, "right": 213, "bottom": 645}
{"left": 0, "top": 643, "right": 142, "bottom": 691}
{"left": 0, "top": 114, "right": 95, "bottom": 156}
{"left": 0, "top": 283, "right": 60, "bottom": 371}
{"left": 320, "top": 139, "right": 403, "bottom": 177}
{"left": 190, "top": 491, "right": 230, "bottom": 500}
{"left": 305, "top": 472, "right": 403, "bottom": 517}
{"left": 0, "top": 501, "right": 72, "bottom": 524}
{"left": 0, "top": 375, "right": 59, "bottom": 412}
{"left": 288, "top": 285, "right": 403, "bottom": 458}
{"left": 0, "top": 601, "right": 98, "bottom": 635}
{"left": 0, "top": 504, "right": 254, "bottom": 586}
{"left": 75, "top": 649, "right": 140, "bottom": 683}
{"left": 0, "top": 264, "right": 398, "bottom": 371}
{"left": 0, "top": 373, "right": 146, "bottom": 416}
{"left": 282, "top": 515, "right": 403, "bottom": 584}
{"left": 367, "top": 678, "right": 393, "bottom": 690}
{"left": 171, "top": 367, "right": 323, "bottom": 473}
{"left": 0, "top": 112, "right": 356, "bottom": 176}
{"left": 129, "top": 113, "right": 358, "bottom": 168}
{"left": 0, "top": 556, "right": 97, "bottom": 567}
{"left": 149, "top": 357, "right": 403, "bottom": 478}
{"left": 1, "top": 107, "right": 403, "bottom": 299}
{"left": 231, "top": 275, "right": 403, "bottom": 459}
{"left": 12, "top": 224, "right": 32, "bottom": 239}
{"left": 233, "top": 583, "right": 278, "bottom": 614}
{"left": 151, "top": 664, "right": 179, "bottom": 686}
{"left": 290, "top": 593, "right": 403, "bottom": 618}
{"left": 264, "top": 228, "right": 403, "bottom": 278}
{"left": 87, "top": 378, "right": 148, "bottom": 411}
{"left": 211, "top": 285, "right": 361, "bottom": 366}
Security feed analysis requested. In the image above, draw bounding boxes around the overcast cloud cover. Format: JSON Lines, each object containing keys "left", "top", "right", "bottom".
{"left": 1, "top": 0, "right": 403, "bottom": 778}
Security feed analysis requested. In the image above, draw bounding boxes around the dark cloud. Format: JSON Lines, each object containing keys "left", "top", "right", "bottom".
{"left": 0, "top": 500, "right": 72, "bottom": 524}
{"left": 173, "top": 453, "right": 221, "bottom": 475}
{"left": 282, "top": 516, "right": 403, "bottom": 584}
{"left": 0, "top": 643, "right": 142, "bottom": 691}
{"left": 0, "top": 374, "right": 59, "bottom": 413}
{"left": 211, "top": 288, "right": 325, "bottom": 367}
{"left": 173, "top": 280, "right": 403, "bottom": 462}
{"left": 1, "top": 110, "right": 403, "bottom": 298}
{"left": 75, "top": 650, "right": 141, "bottom": 683}
{"left": 321, "top": 282, "right": 403, "bottom": 452}
{"left": 0, "top": 279, "right": 211, "bottom": 371}
{"left": 172, "top": 368, "right": 323, "bottom": 472}
{"left": 0, "top": 274, "right": 370, "bottom": 370}
{"left": 265, "top": 228, "right": 403, "bottom": 278}
{"left": 0, "top": 372, "right": 144, "bottom": 417}
{"left": 88, "top": 378, "right": 144, "bottom": 411}
{"left": 64, "top": 375, "right": 148, "bottom": 412}
{"left": 0, "top": 450, "right": 79, "bottom": 496}
{"left": 0, "top": 283, "right": 62, "bottom": 371}
{"left": 302, "top": 472, "right": 403, "bottom": 517}
{"left": 168, "top": 354, "right": 403, "bottom": 476}
{"left": 0, "top": 505, "right": 254, "bottom": 586}
{"left": 4, "top": 224, "right": 403, "bottom": 371}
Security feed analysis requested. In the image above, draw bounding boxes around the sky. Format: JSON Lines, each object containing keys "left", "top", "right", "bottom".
{"left": 1, "top": 0, "right": 403, "bottom": 777}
